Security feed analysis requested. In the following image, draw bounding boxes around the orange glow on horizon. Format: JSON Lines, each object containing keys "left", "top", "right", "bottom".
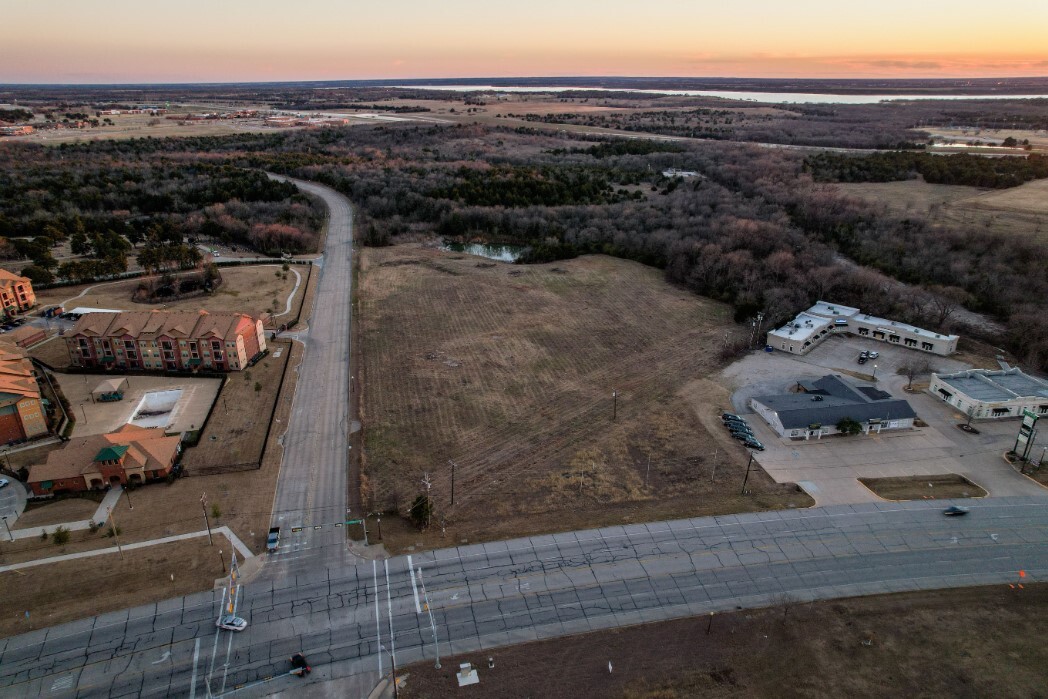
{"left": 2, "top": 1, "right": 1046, "bottom": 83}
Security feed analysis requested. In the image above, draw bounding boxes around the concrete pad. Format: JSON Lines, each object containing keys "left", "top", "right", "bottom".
{"left": 54, "top": 373, "right": 221, "bottom": 438}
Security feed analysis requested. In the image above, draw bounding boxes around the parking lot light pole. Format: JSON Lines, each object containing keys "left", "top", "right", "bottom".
{"left": 872, "top": 364, "right": 878, "bottom": 381}
{"left": 2, "top": 515, "right": 12, "bottom": 542}
{"left": 741, "top": 453, "right": 754, "bottom": 495}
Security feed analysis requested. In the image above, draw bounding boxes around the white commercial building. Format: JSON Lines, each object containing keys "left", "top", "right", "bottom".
{"left": 929, "top": 368, "right": 1048, "bottom": 420}
{"left": 767, "top": 300, "right": 959, "bottom": 357}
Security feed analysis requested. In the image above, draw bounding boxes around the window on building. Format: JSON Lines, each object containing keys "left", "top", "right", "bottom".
{"left": 858, "top": 328, "right": 869, "bottom": 336}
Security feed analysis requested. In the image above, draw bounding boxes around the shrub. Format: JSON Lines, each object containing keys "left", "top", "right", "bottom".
{"left": 52, "top": 526, "right": 70, "bottom": 546}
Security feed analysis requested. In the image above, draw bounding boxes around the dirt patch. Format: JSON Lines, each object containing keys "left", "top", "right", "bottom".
{"left": 402, "top": 584, "right": 1048, "bottom": 699}
{"left": 180, "top": 340, "right": 291, "bottom": 473}
{"left": 0, "top": 539, "right": 226, "bottom": 638}
{"left": 359, "top": 245, "right": 810, "bottom": 552}
{"left": 859, "top": 474, "right": 986, "bottom": 500}
{"left": 11, "top": 498, "right": 98, "bottom": 529}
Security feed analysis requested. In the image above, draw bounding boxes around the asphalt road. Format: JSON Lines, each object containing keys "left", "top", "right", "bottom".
{"left": 2, "top": 497, "right": 1046, "bottom": 697}
{"left": 263, "top": 176, "right": 357, "bottom": 576}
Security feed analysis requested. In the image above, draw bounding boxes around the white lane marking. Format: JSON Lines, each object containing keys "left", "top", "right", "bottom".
{"left": 373, "top": 560, "right": 382, "bottom": 677}
{"left": 408, "top": 555, "right": 421, "bottom": 614}
{"left": 50, "top": 675, "right": 74, "bottom": 691}
{"left": 384, "top": 559, "right": 397, "bottom": 672}
{"left": 189, "top": 637, "right": 201, "bottom": 699}
{"left": 151, "top": 650, "right": 171, "bottom": 664}
{"left": 207, "top": 587, "right": 227, "bottom": 680}
{"left": 219, "top": 585, "right": 241, "bottom": 695}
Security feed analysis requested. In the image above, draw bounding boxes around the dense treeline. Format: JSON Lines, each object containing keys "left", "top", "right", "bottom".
{"left": 0, "top": 108, "right": 33, "bottom": 123}
{"left": 0, "top": 145, "right": 326, "bottom": 283}
{"left": 805, "top": 151, "right": 1048, "bottom": 188}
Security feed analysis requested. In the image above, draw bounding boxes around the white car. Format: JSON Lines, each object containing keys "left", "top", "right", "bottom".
{"left": 0, "top": 478, "right": 9, "bottom": 489}
{"left": 216, "top": 615, "right": 247, "bottom": 632}
{"left": 867, "top": 351, "right": 879, "bottom": 359}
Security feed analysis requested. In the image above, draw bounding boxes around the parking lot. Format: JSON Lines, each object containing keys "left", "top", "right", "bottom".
{"left": 720, "top": 335, "right": 1048, "bottom": 505}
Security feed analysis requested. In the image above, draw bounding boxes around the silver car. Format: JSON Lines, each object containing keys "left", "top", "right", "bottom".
{"left": 216, "top": 615, "right": 248, "bottom": 631}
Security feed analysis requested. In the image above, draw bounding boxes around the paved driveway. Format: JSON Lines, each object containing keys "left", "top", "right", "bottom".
{"left": 722, "top": 336, "right": 1048, "bottom": 505}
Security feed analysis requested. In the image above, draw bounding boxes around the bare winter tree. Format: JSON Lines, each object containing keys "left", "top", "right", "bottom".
{"left": 897, "top": 359, "right": 932, "bottom": 390}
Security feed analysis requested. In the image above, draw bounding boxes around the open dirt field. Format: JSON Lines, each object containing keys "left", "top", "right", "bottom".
{"left": 859, "top": 474, "right": 987, "bottom": 500}
{"left": 359, "top": 245, "right": 810, "bottom": 550}
{"left": 12, "top": 497, "right": 98, "bottom": 529}
{"left": 836, "top": 179, "right": 1048, "bottom": 245}
{"left": 403, "top": 584, "right": 1048, "bottom": 699}
{"left": 34, "top": 264, "right": 302, "bottom": 321}
{"left": 0, "top": 539, "right": 226, "bottom": 638}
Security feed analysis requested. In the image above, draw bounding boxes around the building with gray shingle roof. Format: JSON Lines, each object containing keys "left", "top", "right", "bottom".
{"left": 750, "top": 375, "right": 916, "bottom": 439}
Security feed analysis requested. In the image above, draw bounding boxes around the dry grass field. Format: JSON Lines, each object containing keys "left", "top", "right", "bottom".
{"left": 180, "top": 339, "right": 291, "bottom": 472}
{"left": 859, "top": 474, "right": 987, "bottom": 501}
{"left": 359, "top": 245, "right": 810, "bottom": 549}
{"left": 0, "top": 539, "right": 226, "bottom": 638}
{"left": 835, "top": 179, "right": 1048, "bottom": 244}
{"left": 403, "top": 585, "right": 1048, "bottom": 699}
{"left": 34, "top": 264, "right": 301, "bottom": 320}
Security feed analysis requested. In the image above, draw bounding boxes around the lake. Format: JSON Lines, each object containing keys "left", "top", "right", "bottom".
{"left": 389, "top": 85, "right": 1048, "bottom": 105}
{"left": 440, "top": 241, "right": 524, "bottom": 262}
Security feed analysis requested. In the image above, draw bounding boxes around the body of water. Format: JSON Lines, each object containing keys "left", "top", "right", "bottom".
{"left": 441, "top": 241, "right": 524, "bottom": 262}
{"left": 389, "top": 85, "right": 1048, "bottom": 105}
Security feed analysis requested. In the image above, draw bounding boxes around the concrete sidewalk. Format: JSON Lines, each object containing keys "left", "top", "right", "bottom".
{"left": 7, "top": 486, "right": 123, "bottom": 540}
{"left": 0, "top": 525, "right": 253, "bottom": 573}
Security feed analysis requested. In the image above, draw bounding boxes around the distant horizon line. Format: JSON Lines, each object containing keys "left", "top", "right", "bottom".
{"left": 3, "top": 75, "right": 1048, "bottom": 89}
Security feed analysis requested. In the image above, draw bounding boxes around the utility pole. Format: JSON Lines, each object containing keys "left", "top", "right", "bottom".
{"left": 107, "top": 506, "right": 124, "bottom": 557}
{"left": 741, "top": 452, "right": 754, "bottom": 495}
{"left": 448, "top": 460, "right": 457, "bottom": 506}
{"left": 124, "top": 485, "right": 133, "bottom": 510}
{"left": 644, "top": 454, "right": 651, "bottom": 488}
{"left": 218, "top": 548, "right": 226, "bottom": 574}
{"left": 711, "top": 449, "right": 718, "bottom": 484}
{"left": 612, "top": 390, "right": 618, "bottom": 421}
{"left": 1, "top": 515, "right": 12, "bottom": 542}
{"left": 200, "top": 493, "right": 214, "bottom": 545}
{"left": 422, "top": 472, "right": 432, "bottom": 529}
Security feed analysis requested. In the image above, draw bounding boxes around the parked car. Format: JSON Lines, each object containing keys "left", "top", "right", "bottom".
{"left": 743, "top": 438, "right": 765, "bottom": 451}
{"left": 857, "top": 356, "right": 868, "bottom": 364}
{"left": 216, "top": 615, "right": 248, "bottom": 632}
{"left": 728, "top": 424, "right": 753, "bottom": 435}
{"left": 0, "top": 478, "right": 9, "bottom": 489}
{"left": 859, "top": 350, "right": 869, "bottom": 358}
{"left": 721, "top": 413, "right": 745, "bottom": 423}
{"left": 867, "top": 351, "right": 879, "bottom": 359}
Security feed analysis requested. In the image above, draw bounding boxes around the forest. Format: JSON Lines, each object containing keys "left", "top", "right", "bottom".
{"left": 0, "top": 145, "right": 326, "bottom": 284}
{"left": 805, "top": 151, "right": 1048, "bottom": 188}
{"left": 2, "top": 117, "right": 1047, "bottom": 369}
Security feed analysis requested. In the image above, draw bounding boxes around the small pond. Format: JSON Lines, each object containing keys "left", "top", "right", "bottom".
{"left": 440, "top": 240, "right": 524, "bottom": 262}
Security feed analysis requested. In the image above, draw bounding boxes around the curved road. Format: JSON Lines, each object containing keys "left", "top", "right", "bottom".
{"left": 1, "top": 498, "right": 1046, "bottom": 697}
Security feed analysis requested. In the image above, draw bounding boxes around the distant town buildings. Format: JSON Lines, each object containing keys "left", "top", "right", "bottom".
{"left": 0, "top": 339, "right": 49, "bottom": 443}
{"left": 66, "top": 309, "right": 266, "bottom": 372}
{"left": 0, "top": 125, "right": 33, "bottom": 137}
{"left": 0, "top": 269, "right": 36, "bottom": 319}
{"left": 27, "top": 424, "right": 181, "bottom": 496}
{"left": 930, "top": 368, "right": 1048, "bottom": 420}
{"left": 750, "top": 374, "right": 916, "bottom": 439}
{"left": 767, "top": 301, "right": 959, "bottom": 357}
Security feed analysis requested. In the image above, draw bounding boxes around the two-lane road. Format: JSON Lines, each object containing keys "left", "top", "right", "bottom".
{"left": 264, "top": 175, "right": 358, "bottom": 575}
{"left": 2, "top": 497, "right": 1047, "bottom": 697}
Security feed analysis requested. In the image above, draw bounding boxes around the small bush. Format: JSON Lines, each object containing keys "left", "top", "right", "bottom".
{"left": 211, "top": 503, "right": 221, "bottom": 519}
{"left": 52, "top": 526, "right": 70, "bottom": 546}
{"left": 40, "top": 529, "right": 49, "bottom": 541}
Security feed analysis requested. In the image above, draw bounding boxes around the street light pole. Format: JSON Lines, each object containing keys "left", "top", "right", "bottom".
{"left": 872, "top": 364, "right": 878, "bottom": 381}
{"left": 612, "top": 390, "right": 618, "bottom": 421}
{"left": 1, "top": 515, "right": 12, "bottom": 542}
{"left": 218, "top": 548, "right": 226, "bottom": 574}
{"left": 124, "top": 485, "right": 133, "bottom": 510}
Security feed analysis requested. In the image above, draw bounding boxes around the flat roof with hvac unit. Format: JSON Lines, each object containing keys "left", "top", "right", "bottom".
{"left": 929, "top": 368, "right": 1048, "bottom": 420}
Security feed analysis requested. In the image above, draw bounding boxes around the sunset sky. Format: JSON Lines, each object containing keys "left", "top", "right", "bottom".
{"left": 3, "top": 0, "right": 1047, "bottom": 83}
